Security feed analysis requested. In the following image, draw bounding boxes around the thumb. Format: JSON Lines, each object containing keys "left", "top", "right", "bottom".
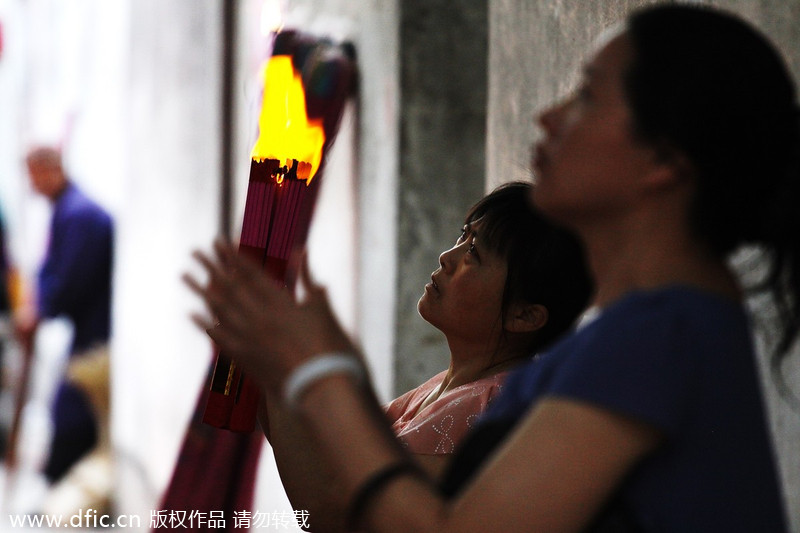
{"left": 298, "top": 252, "right": 326, "bottom": 299}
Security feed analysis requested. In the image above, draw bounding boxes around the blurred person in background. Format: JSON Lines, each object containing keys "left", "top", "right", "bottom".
{"left": 14, "top": 146, "right": 113, "bottom": 484}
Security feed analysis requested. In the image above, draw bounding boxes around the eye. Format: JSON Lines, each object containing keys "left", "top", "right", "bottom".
{"left": 467, "top": 242, "right": 477, "bottom": 255}
{"left": 457, "top": 225, "right": 469, "bottom": 243}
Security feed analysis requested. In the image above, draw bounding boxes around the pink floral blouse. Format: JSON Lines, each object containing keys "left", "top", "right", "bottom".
{"left": 384, "top": 370, "right": 509, "bottom": 455}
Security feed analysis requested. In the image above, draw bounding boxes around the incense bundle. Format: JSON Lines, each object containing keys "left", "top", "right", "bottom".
{"left": 203, "top": 31, "right": 356, "bottom": 432}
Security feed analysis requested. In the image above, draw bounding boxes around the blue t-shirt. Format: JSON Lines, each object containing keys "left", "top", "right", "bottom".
{"left": 441, "top": 286, "right": 787, "bottom": 532}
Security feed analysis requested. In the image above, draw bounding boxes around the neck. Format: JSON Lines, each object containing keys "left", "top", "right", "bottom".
{"left": 576, "top": 208, "right": 740, "bottom": 309}
{"left": 48, "top": 180, "right": 69, "bottom": 202}
{"left": 439, "top": 336, "right": 527, "bottom": 393}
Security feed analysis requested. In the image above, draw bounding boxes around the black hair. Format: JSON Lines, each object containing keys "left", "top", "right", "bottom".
{"left": 464, "top": 181, "right": 593, "bottom": 353}
{"left": 624, "top": 4, "right": 800, "bottom": 358}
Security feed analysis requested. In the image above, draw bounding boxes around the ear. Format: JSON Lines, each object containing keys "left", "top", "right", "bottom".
{"left": 643, "top": 144, "right": 694, "bottom": 190}
{"left": 504, "top": 303, "right": 548, "bottom": 334}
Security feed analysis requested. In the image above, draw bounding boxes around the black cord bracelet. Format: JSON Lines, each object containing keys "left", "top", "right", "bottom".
{"left": 346, "top": 461, "right": 424, "bottom": 530}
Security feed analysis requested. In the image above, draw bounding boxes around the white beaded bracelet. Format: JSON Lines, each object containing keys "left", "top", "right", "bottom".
{"left": 283, "top": 352, "right": 365, "bottom": 409}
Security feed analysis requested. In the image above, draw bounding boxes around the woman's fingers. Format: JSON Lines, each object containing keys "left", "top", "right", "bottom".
{"left": 182, "top": 270, "right": 205, "bottom": 300}
{"left": 185, "top": 249, "right": 251, "bottom": 332}
{"left": 212, "top": 239, "right": 263, "bottom": 282}
{"left": 189, "top": 311, "right": 216, "bottom": 334}
{"left": 298, "top": 252, "right": 318, "bottom": 294}
{"left": 188, "top": 244, "right": 294, "bottom": 331}
{"left": 184, "top": 241, "right": 356, "bottom": 390}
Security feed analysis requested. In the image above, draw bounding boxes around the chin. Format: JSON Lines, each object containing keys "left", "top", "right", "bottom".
{"left": 417, "top": 300, "right": 436, "bottom": 326}
{"left": 531, "top": 192, "right": 570, "bottom": 226}
{"left": 417, "top": 296, "right": 427, "bottom": 317}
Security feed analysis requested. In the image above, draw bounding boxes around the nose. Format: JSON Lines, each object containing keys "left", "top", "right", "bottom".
{"left": 438, "top": 243, "right": 460, "bottom": 273}
{"left": 537, "top": 98, "right": 567, "bottom": 135}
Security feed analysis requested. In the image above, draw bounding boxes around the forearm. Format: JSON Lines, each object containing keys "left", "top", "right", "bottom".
{"left": 295, "top": 374, "right": 449, "bottom": 533}
{"left": 265, "top": 382, "right": 451, "bottom": 530}
{"left": 263, "top": 394, "right": 347, "bottom": 531}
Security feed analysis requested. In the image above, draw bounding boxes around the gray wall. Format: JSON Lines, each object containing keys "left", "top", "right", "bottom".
{"left": 488, "top": 0, "right": 652, "bottom": 189}
{"left": 489, "top": 1, "right": 800, "bottom": 529}
{"left": 394, "top": 0, "right": 488, "bottom": 396}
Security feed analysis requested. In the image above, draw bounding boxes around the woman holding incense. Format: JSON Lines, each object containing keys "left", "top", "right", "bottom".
{"left": 188, "top": 4, "right": 795, "bottom": 531}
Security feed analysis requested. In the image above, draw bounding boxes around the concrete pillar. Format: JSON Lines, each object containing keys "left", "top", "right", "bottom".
{"left": 394, "top": 0, "right": 488, "bottom": 396}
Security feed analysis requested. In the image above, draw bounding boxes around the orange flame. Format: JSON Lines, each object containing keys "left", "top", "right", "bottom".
{"left": 251, "top": 55, "right": 325, "bottom": 184}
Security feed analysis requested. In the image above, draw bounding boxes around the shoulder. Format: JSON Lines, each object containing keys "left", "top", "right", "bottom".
{"left": 575, "top": 285, "right": 749, "bottom": 358}
{"left": 391, "top": 372, "right": 511, "bottom": 455}
{"left": 459, "top": 371, "right": 510, "bottom": 403}
{"left": 544, "top": 286, "right": 754, "bottom": 433}
{"left": 385, "top": 371, "right": 446, "bottom": 421}
{"left": 603, "top": 285, "right": 738, "bottom": 325}
{"left": 490, "top": 286, "right": 753, "bottom": 428}
{"left": 417, "top": 373, "right": 510, "bottom": 428}
{"left": 56, "top": 184, "right": 113, "bottom": 229}
{"left": 60, "top": 184, "right": 111, "bottom": 217}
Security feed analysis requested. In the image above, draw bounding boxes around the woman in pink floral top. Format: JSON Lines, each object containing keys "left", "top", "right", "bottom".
{"left": 384, "top": 182, "right": 593, "bottom": 477}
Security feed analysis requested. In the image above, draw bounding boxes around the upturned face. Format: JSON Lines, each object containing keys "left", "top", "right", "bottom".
{"left": 531, "top": 32, "right": 657, "bottom": 229}
{"left": 417, "top": 217, "right": 508, "bottom": 346}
